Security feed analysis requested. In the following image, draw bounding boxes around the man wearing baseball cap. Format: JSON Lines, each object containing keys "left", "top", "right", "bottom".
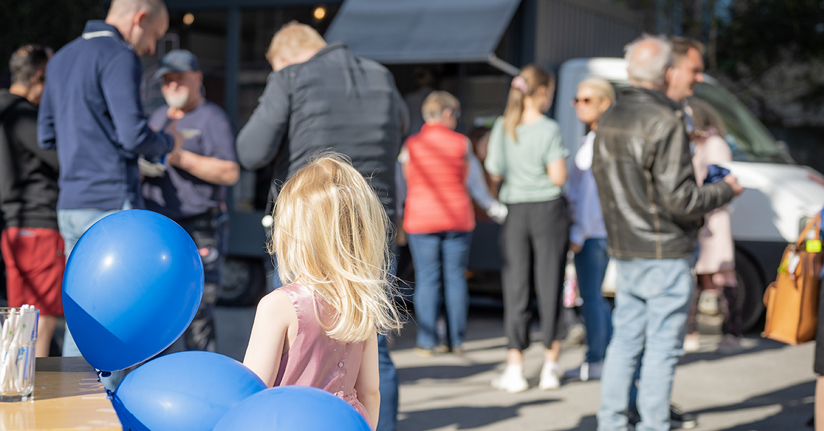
{"left": 142, "top": 49, "right": 239, "bottom": 352}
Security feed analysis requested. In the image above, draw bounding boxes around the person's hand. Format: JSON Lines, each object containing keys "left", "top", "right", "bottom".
{"left": 487, "top": 202, "right": 508, "bottom": 224}
{"left": 570, "top": 242, "right": 583, "bottom": 254}
{"left": 164, "top": 119, "right": 185, "bottom": 154}
{"left": 166, "top": 148, "right": 184, "bottom": 168}
{"left": 723, "top": 174, "right": 744, "bottom": 196}
{"left": 165, "top": 130, "right": 186, "bottom": 169}
{"left": 163, "top": 119, "right": 186, "bottom": 167}
{"left": 167, "top": 106, "right": 185, "bottom": 120}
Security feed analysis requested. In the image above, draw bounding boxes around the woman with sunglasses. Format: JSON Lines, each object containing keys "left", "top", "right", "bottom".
{"left": 565, "top": 77, "right": 615, "bottom": 382}
{"left": 485, "top": 64, "right": 569, "bottom": 392}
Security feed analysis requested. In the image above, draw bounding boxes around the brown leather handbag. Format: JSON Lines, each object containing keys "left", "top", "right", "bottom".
{"left": 762, "top": 214, "right": 823, "bottom": 345}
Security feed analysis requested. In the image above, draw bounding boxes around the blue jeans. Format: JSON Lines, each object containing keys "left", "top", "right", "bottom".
{"left": 377, "top": 334, "right": 398, "bottom": 431}
{"left": 574, "top": 238, "right": 613, "bottom": 363}
{"left": 408, "top": 231, "right": 472, "bottom": 349}
{"left": 58, "top": 202, "right": 130, "bottom": 392}
{"left": 598, "top": 258, "right": 693, "bottom": 431}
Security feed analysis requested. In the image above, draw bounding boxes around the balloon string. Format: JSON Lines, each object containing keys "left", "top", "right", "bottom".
{"left": 97, "top": 370, "right": 114, "bottom": 397}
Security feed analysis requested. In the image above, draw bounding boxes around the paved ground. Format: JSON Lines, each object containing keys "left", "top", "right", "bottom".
{"left": 215, "top": 303, "right": 817, "bottom": 431}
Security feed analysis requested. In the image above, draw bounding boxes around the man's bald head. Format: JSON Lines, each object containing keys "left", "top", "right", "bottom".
{"left": 105, "top": 0, "right": 169, "bottom": 56}
{"left": 107, "top": 0, "right": 166, "bottom": 21}
{"left": 624, "top": 34, "right": 673, "bottom": 91}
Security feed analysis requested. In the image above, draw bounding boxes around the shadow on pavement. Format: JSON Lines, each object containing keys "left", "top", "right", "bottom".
{"left": 398, "top": 399, "right": 560, "bottom": 431}
{"left": 677, "top": 336, "right": 792, "bottom": 367}
{"left": 692, "top": 380, "right": 815, "bottom": 431}
{"left": 555, "top": 414, "right": 598, "bottom": 431}
{"left": 555, "top": 380, "right": 815, "bottom": 431}
{"left": 398, "top": 362, "right": 499, "bottom": 383}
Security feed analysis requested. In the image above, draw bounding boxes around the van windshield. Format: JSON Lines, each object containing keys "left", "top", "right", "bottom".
{"left": 693, "top": 82, "right": 794, "bottom": 164}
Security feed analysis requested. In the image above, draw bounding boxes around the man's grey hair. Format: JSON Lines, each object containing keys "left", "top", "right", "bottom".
{"left": 624, "top": 34, "right": 673, "bottom": 89}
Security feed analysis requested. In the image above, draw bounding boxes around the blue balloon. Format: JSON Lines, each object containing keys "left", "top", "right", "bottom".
{"left": 63, "top": 210, "right": 204, "bottom": 371}
{"left": 213, "top": 386, "right": 371, "bottom": 431}
{"left": 112, "top": 351, "right": 267, "bottom": 431}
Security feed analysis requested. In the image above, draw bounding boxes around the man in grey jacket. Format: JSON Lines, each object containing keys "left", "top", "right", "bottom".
{"left": 236, "top": 22, "right": 408, "bottom": 222}
{"left": 236, "top": 22, "right": 408, "bottom": 431}
{"left": 593, "top": 35, "right": 742, "bottom": 431}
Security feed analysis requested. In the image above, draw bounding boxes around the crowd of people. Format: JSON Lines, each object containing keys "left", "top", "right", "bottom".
{"left": 0, "top": 0, "right": 757, "bottom": 429}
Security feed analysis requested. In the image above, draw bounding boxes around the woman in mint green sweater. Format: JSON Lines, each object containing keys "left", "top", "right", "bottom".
{"left": 485, "top": 64, "right": 570, "bottom": 393}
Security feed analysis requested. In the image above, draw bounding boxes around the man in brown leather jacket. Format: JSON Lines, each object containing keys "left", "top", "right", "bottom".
{"left": 593, "top": 35, "right": 743, "bottom": 431}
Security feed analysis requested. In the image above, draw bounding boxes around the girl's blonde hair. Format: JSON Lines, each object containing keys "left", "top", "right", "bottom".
{"left": 269, "top": 153, "right": 402, "bottom": 343}
{"left": 503, "top": 64, "right": 554, "bottom": 141}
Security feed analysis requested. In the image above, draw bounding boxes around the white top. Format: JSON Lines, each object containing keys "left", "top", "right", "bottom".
{"left": 567, "top": 131, "right": 607, "bottom": 245}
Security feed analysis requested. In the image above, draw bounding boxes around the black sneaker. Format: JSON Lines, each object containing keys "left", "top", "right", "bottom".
{"left": 670, "top": 404, "right": 698, "bottom": 430}
{"left": 628, "top": 406, "right": 641, "bottom": 426}
{"left": 627, "top": 405, "right": 697, "bottom": 429}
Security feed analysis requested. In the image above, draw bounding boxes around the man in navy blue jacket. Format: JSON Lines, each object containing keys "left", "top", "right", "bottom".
{"left": 37, "top": 0, "right": 181, "bottom": 363}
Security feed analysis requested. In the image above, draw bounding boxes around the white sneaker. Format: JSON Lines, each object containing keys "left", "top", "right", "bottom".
{"left": 580, "top": 360, "right": 604, "bottom": 381}
{"left": 539, "top": 362, "right": 562, "bottom": 390}
{"left": 492, "top": 365, "right": 529, "bottom": 393}
{"left": 683, "top": 333, "right": 700, "bottom": 353}
{"left": 580, "top": 362, "right": 590, "bottom": 381}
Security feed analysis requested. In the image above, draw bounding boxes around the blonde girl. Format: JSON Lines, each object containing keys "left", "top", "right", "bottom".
{"left": 243, "top": 153, "right": 402, "bottom": 430}
{"left": 484, "top": 64, "right": 570, "bottom": 392}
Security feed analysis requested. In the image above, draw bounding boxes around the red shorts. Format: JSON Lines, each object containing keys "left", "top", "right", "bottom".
{"left": 1, "top": 227, "right": 65, "bottom": 316}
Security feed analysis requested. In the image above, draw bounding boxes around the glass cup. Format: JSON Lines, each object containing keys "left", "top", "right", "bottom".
{"left": 0, "top": 307, "right": 39, "bottom": 402}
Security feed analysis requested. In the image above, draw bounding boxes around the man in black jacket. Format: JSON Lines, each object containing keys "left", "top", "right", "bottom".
{"left": 236, "top": 22, "right": 408, "bottom": 431}
{"left": 0, "top": 45, "right": 61, "bottom": 357}
{"left": 593, "top": 35, "right": 743, "bottom": 431}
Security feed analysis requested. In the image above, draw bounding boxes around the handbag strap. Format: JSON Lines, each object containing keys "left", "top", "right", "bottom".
{"left": 796, "top": 213, "right": 822, "bottom": 249}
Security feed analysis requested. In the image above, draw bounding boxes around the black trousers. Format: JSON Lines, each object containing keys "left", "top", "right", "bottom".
{"left": 175, "top": 209, "right": 228, "bottom": 353}
{"left": 501, "top": 198, "right": 570, "bottom": 351}
{"left": 815, "top": 277, "right": 824, "bottom": 374}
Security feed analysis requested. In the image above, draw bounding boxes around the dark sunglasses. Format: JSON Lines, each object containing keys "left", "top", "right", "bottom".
{"left": 571, "top": 97, "right": 594, "bottom": 106}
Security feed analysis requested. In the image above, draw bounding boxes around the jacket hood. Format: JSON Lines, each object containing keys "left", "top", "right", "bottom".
{"left": 0, "top": 90, "right": 26, "bottom": 117}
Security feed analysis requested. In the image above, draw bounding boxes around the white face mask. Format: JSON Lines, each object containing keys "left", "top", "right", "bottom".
{"left": 163, "top": 87, "right": 190, "bottom": 109}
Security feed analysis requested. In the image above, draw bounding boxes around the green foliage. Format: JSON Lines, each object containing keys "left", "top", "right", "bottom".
{"left": 711, "top": 0, "right": 824, "bottom": 123}
{"left": 0, "top": 0, "right": 104, "bottom": 75}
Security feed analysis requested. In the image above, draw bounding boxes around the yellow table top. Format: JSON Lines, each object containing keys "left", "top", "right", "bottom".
{"left": 0, "top": 357, "right": 122, "bottom": 430}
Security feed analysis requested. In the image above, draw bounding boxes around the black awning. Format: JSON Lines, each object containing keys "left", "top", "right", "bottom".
{"left": 324, "top": 0, "right": 522, "bottom": 75}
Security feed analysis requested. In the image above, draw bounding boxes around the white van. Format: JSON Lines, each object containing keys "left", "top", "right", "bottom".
{"left": 556, "top": 58, "right": 824, "bottom": 331}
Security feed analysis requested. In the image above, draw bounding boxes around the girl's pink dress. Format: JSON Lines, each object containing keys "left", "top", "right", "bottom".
{"left": 273, "top": 283, "right": 369, "bottom": 423}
